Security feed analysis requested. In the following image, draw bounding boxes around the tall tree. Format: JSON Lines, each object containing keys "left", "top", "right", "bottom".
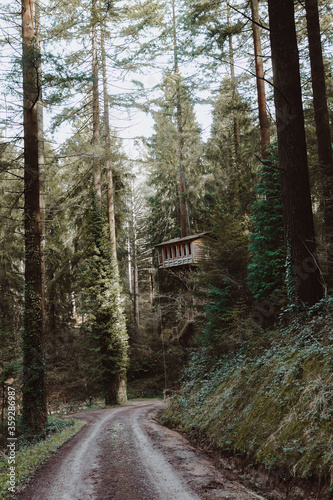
{"left": 85, "top": 198, "right": 128, "bottom": 405}
{"left": 101, "top": 25, "right": 117, "bottom": 264}
{"left": 251, "top": 0, "right": 270, "bottom": 159}
{"left": 304, "top": 0, "right": 333, "bottom": 288}
{"left": 226, "top": 0, "right": 241, "bottom": 155}
{"left": 172, "top": 0, "right": 190, "bottom": 237}
{"left": 35, "top": 0, "right": 46, "bottom": 337}
{"left": 248, "top": 145, "right": 285, "bottom": 303}
{"left": 267, "top": 0, "right": 323, "bottom": 305}
{"left": 92, "top": 0, "right": 102, "bottom": 210}
{"left": 97, "top": 6, "right": 129, "bottom": 404}
{"left": 21, "top": 0, "right": 47, "bottom": 435}
{"left": 147, "top": 72, "right": 204, "bottom": 245}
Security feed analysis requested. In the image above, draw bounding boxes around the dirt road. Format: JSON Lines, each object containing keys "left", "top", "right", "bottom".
{"left": 19, "top": 401, "right": 266, "bottom": 500}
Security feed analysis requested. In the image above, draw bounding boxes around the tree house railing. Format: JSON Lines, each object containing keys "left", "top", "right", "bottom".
{"left": 162, "top": 255, "right": 193, "bottom": 268}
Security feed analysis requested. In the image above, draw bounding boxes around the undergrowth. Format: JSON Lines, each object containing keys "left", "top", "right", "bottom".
{"left": 162, "top": 297, "right": 333, "bottom": 488}
{"left": 0, "top": 416, "right": 85, "bottom": 499}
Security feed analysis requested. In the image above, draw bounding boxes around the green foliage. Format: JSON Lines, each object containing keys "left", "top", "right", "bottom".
{"left": 204, "top": 78, "right": 257, "bottom": 217}
{"left": 163, "top": 297, "right": 333, "bottom": 488}
{"left": 247, "top": 144, "right": 286, "bottom": 303}
{"left": 0, "top": 144, "right": 24, "bottom": 399}
{"left": 203, "top": 284, "right": 232, "bottom": 344}
{"left": 82, "top": 195, "right": 128, "bottom": 404}
{"left": 146, "top": 71, "right": 205, "bottom": 244}
{"left": 198, "top": 208, "right": 249, "bottom": 346}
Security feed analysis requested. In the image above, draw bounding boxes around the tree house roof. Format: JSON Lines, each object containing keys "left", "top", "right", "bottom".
{"left": 154, "top": 232, "right": 210, "bottom": 247}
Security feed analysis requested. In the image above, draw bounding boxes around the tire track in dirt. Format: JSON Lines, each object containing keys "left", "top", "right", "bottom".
{"left": 18, "top": 401, "right": 267, "bottom": 500}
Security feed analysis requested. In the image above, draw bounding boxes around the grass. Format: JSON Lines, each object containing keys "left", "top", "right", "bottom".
{"left": 0, "top": 417, "right": 86, "bottom": 499}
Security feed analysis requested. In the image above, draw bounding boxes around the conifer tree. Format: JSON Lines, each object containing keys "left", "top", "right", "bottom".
{"left": 100, "top": 24, "right": 117, "bottom": 263}
{"left": 304, "top": 0, "right": 333, "bottom": 288}
{"left": 21, "top": 0, "right": 47, "bottom": 436}
{"left": 92, "top": 0, "right": 102, "bottom": 211}
{"left": 172, "top": 0, "right": 190, "bottom": 237}
{"left": 199, "top": 209, "right": 249, "bottom": 346}
{"left": 267, "top": 0, "right": 323, "bottom": 306}
{"left": 205, "top": 79, "right": 256, "bottom": 216}
{"left": 251, "top": 0, "right": 270, "bottom": 160}
{"left": 248, "top": 145, "right": 285, "bottom": 302}
{"left": 147, "top": 73, "right": 204, "bottom": 244}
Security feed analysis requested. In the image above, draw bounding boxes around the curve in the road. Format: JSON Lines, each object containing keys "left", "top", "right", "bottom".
{"left": 19, "top": 402, "right": 200, "bottom": 500}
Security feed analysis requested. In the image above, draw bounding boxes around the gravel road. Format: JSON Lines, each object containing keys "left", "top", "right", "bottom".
{"left": 18, "top": 400, "right": 266, "bottom": 500}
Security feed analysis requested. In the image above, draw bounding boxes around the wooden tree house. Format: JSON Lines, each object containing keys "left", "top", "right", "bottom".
{"left": 155, "top": 233, "right": 212, "bottom": 345}
{"left": 155, "top": 232, "right": 211, "bottom": 269}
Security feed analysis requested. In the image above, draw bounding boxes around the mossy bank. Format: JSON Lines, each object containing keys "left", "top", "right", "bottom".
{"left": 162, "top": 300, "right": 333, "bottom": 496}
{"left": 0, "top": 417, "right": 85, "bottom": 499}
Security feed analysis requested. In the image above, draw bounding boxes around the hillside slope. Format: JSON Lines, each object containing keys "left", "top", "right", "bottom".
{"left": 162, "top": 299, "right": 333, "bottom": 496}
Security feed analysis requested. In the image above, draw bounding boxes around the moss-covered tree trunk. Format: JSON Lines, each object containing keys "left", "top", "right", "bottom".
{"left": 105, "top": 372, "right": 127, "bottom": 406}
{"left": 87, "top": 198, "right": 128, "bottom": 406}
{"left": 21, "top": 0, "right": 47, "bottom": 436}
{"left": 267, "top": 0, "right": 323, "bottom": 306}
{"left": 100, "top": 19, "right": 128, "bottom": 405}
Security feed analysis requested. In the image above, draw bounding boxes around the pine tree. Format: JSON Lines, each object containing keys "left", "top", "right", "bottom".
{"left": 205, "top": 79, "right": 257, "bottom": 216}
{"left": 21, "top": 0, "right": 47, "bottom": 436}
{"left": 147, "top": 72, "right": 204, "bottom": 244}
{"left": 199, "top": 209, "right": 249, "bottom": 347}
{"left": 248, "top": 145, "right": 285, "bottom": 302}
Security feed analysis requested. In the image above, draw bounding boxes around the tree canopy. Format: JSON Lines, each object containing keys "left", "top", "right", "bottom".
{"left": 0, "top": 0, "right": 332, "bottom": 442}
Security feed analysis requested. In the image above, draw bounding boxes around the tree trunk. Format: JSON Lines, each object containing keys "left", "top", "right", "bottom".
{"left": 133, "top": 261, "right": 140, "bottom": 334}
{"left": 35, "top": 1, "right": 46, "bottom": 332}
{"left": 101, "top": 23, "right": 128, "bottom": 403}
{"left": 267, "top": 0, "right": 323, "bottom": 306}
{"left": 305, "top": 0, "right": 333, "bottom": 288}
{"left": 101, "top": 26, "right": 117, "bottom": 263}
{"left": 251, "top": 0, "right": 270, "bottom": 159}
{"left": 172, "top": 0, "right": 189, "bottom": 238}
{"left": 227, "top": 0, "right": 241, "bottom": 155}
{"left": 21, "top": 0, "right": 47, "bottom": 436}
{"left": 105, "top": 377, "right": 118, "bottom": 406}
{"left": 129, "top": 186, "right": 140, "bottom": 334}
{"left": 92, "top": 0, "right": 102, "bottom": 210}
{"left": 106, "top": 373, "right": 127, "bottom": 406}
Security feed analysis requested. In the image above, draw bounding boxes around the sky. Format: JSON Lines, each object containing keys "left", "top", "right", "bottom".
{"left": 0, "top": 0, "right": 250, "bottom": 163}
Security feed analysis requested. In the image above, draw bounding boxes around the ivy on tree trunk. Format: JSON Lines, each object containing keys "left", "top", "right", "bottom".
{"left": 22, "top": 0, "right": 47, "bottom": 437}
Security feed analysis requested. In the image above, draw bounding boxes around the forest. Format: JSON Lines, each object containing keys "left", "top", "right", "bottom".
{"left": 1, "top": 0, "right": 333, "bottom": 496}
